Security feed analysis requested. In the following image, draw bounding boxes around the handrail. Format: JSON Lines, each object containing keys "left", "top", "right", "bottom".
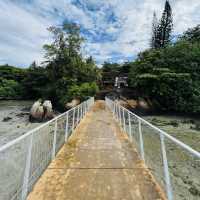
{"left": 0, "top": 97, "right": 95, "bottom": 200}
{"left": 0, "top": 109, "right": 72, "bottom": 152}
{"left": 121, "top": 103, "right": 200, "bottom": 159}
{"left": 0, "top": 100, "right": 90, "bottom": 152}
{"left": 105, "top": 97, "right": 200, "bottom": 200}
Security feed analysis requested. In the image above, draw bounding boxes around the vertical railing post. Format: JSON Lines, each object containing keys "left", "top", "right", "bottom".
{"left": 114, "top": 103, "right": 117, "bottom": 119}
{"left": 52, "top": 118, "right": 57, "bottom": 159}
{"left": 138, "top": 119, "right": 145, "bottom": 161}
{"left": 160, "top": 134, "right": 173, "bottom": 200}
{"left": 80, "top": 103, "right": 83, "bottom": 119}
{"left": 128, "top": 112, "right": 132, "bottom": 141}
{"left": 72, "top": 108, "right": 75, "bottom": 131}
{"left": 123, "top": 108, "right": 126, "bottom": 132}
{"left": 116, "top": 103, "right": 118, "bottom": 121}
{"left": 65, "top": 112, "right": 69, "bottom": 142}
{"left": 87, "top": 100, "right": 89, "bottom": 111}
{"left": 85, "top": 101, "right": 87, "bottom": 114}
{"left": 78, "top": 103, "right": 80, "bottom": 119}
{"left": 77, "top": 105, "right": 80, "bottom": 124}
{"left": 119, "top": 106, "right": 122, "bottom": 127}
{"left": 113, "top": 103, "right": 115, "bottom": 118}
{"left": 82, "top": 102, "right": 85, "bottom": 116}
{"left": 85, "top": 102, "right": 87, "bottom": 114}
{"left": 117, "top": 104, "right": 120, "bottom": 122}
{"left": 21, "top": 133, "right": 33, "bottom": 200}
{"left": 82, "top": 102, "right": 84, "bottom": 117}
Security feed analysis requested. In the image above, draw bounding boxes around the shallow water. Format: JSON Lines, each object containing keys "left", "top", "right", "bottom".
{"left": 141, "top": 115, "right": 200, "bottom": 200}
{"left": 0, "top": 100, "right": 42, "bottom": 146}
{"left": 143, "top": 115, "right": 200, "bottom": 151}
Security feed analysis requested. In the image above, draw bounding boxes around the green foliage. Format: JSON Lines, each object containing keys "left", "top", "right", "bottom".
{"left": 0, "top": 23, "right": 99, "bottom": 108}
{"left": 59, "top": 82, "right": 98, "bottom": 107}
{"left": 180, "top": 25, "right": 200, "bottom": 42}
{"left": 0, "top": 78, "right": 23, "bottom": 98}
{"left": 22, "top": 65, "right": 49, "bottom": 99}
{"left": 129, "top": 27, "right": 200, "bottom": 114}
{"left": 42, "top": 22, "right": 99, "bottom": 108}
{"left": 102, "top": 62, "right": 121, "bottom": 73}
{"left": 151, "top": 0, "right": 173, "bottom": 48}
{"left": 68, "top": 82, "right": 98, "bottom": 100}
{"left": 0, "top": 65, "right": 26, "bottom": 98}
{"left": 151, "top": 12, "right": 158, "bottom": 48}
{"left": 0, "top": 65, "right": 26, "bottom": 81}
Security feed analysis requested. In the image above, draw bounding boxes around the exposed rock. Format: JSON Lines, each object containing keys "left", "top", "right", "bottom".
{"left": 16, "top": 112, "right": 29, "bottom": 117}
{"left": 2, "top": 117, "right": 12, "bottom": 122}
{"left": 138, "top": 99, "right": 150, "bottom": 110}
{"left": 127, "top": 99, "right": 138, "bottom": 108}
{"left": 189, "top": 185, "right": 200, "bottom": 196}
{"left": 29, "top": 100, "right": 54, "bottom": 122}
{"left": 43, "top": 100, "right": 54, "bottom": 119}
{"left": 65, "top": 99, "right": 80, "bottom": 109}
{"left": 30, "top": 100, "right": 41, "bottom": 119}
{"left": 118, "top": 100, "right": 129, "bottom": 108}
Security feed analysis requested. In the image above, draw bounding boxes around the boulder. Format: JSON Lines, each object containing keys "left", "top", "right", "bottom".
{"left": 65, "top": 99, "right": 80, "bottom": 109}
{"left": 30, "top": 100, "right": 44, "bottom": 122}
{"left": 29, "top": 100, "right": 54, "bottom": 122}
{"left": 138, "top": 99, "right": 150, "bottom": 110}
{"left": 30, "top": 100, "right": 43, "bottom": 121}
{"left": 43, "top": 100, "right": 53, "bottom": 119}
{"left": 2, "top": 117, "right": 12, "bottom": 122}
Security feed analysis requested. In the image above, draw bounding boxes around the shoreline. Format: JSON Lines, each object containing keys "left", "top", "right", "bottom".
{"left": 0, "top": 100, "right": 42, "bottom": 146}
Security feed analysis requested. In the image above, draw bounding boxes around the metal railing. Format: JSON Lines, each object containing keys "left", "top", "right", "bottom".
{"left": 0, "top": 97, "right": 94, "bottom": 200}
{"left": 105, "top": 97, "right": 200, "bottom": 200}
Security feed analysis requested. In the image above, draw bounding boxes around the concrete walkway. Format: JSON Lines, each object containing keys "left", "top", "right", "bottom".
{"left": 28, "top": 101, "right": 166, "bottom": 200}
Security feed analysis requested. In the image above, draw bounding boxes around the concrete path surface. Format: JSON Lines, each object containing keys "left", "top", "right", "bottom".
{"left": 28, "top": 101, "right": 166, "bottom": 200}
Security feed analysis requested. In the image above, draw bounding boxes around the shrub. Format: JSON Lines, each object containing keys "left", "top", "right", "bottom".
{"left": 68, "top": 82, "right": 99, "bottom": 100}
{"left": 0, "top": 78, "right": 23, "bottom": 98}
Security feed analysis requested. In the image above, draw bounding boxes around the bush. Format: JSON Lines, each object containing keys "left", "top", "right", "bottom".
{"left": 68, "top": 82, "right": 99, "bottom": 100}
{"left": 128, "top": 36, "right": 200, "bottom": 114}
{"left": 0, "top": 78, "right": 23, "bottom": 98}
{"left": 58, "top": 82, "right": 98, "bottom": 109}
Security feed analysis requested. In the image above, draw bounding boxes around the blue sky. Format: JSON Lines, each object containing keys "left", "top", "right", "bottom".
{"left": 0, "top": 0, "right": 200, "bottom": 67}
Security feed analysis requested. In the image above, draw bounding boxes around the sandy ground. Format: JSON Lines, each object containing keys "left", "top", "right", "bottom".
{"left": 28, "top": 101, "right": 166, "bottom": 200}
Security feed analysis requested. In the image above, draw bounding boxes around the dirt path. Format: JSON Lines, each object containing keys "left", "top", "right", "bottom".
{"left": 28, "top": 101, "right": 166, "bottom": 200}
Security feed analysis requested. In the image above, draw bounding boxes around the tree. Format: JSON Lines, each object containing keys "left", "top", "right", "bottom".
{"left": 156, "top": 0, "right": 173, "bottom": 48}
{"left": 180, "top": 24, "right": 200, "bottom": 42}
{"left": 43, "top": 22, "right": 99, "bottom": 109}
{"left": 22, "top": 65, "right": 49, "bottom": 99}
{"left": 30, "top": 61, "right": 37, "bottom": 69}
{"left": 150, "top": 12, "right": 158, "bottom": 48}
{"left": 43, "top": 23, "right": 84, "bottom": 81}
{"left": 129, "top": 27, "right": 200, "bottom": 114}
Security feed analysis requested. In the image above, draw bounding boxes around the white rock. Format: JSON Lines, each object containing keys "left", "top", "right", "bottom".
{"left": 43, "top": 100, "right": 53, "bottom": 119}
{"left": 66, "top": 99, "right": 80, "bottom": 108}
{"left": 30, "top": 100, "right": 43, "bottom": 120}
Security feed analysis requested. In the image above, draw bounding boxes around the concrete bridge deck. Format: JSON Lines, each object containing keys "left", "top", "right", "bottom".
{"left": 28, "top": 101, "right": 166, "bottom": 200}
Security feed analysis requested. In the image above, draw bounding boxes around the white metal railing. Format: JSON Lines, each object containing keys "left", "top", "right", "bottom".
{"left": 0, "top": 97, "right": 94, "bottom": 200}
{"left": 105, "top": 97, "right": 200, "bottom": 200}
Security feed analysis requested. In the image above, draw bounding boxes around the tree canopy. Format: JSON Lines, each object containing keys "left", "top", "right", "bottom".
{"left": 129, "top": 24, "right": 200, "bottom": 114}
{"left": 151, "top": 0, "right": 173, "bottom": 48}
{"left": 0, "top": 22, "right": 99, "bottom": 110}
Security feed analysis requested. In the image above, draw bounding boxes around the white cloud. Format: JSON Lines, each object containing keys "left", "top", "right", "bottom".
{"left": 0, "top": 1, "right": 51, "bottom": 67}
{"left": 0, "top": 0, "right": 199, "bottom": 67}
